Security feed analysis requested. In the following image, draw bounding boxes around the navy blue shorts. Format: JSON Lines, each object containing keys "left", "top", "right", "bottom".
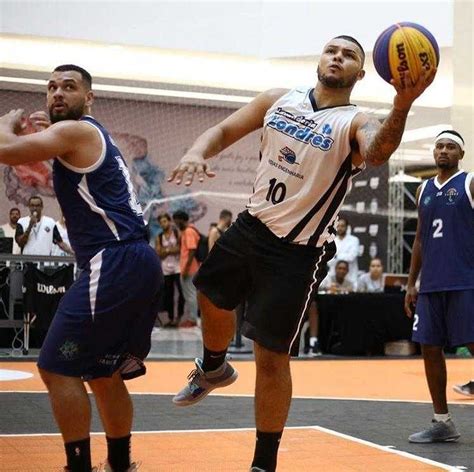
{"left": 38, "top": 241, "right": 163, "bottom": 381}
{"left": 412, "top": 289, "right": 474, "bottom": 347}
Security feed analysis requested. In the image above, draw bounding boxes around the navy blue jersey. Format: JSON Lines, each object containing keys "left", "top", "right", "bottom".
{"left": 53, "top": 116, "right": 147, "bottom": 268}
{"left": 418, "top": 171, "right": 474, "bottom": 293}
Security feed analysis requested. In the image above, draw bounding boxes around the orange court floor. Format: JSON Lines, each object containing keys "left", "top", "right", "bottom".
{"left": 1, "top": 358, "right": 473, "bottom": 471}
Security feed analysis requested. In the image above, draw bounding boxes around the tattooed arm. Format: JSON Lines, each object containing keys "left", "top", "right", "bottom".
{"left": 352, "top": 68, "right": 437, "bottom": 167}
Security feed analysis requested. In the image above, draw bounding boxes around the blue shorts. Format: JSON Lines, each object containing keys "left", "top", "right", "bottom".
{"left": 38, "top": 241, "right": 163, "bottom": 380}
{"left": 412, "top": 289, "right": 474, "bottom": 347}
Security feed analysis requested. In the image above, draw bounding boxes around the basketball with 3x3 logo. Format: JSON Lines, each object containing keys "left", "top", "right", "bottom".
{"left": 373, "top": 22, "right": 440, "bottom": 86}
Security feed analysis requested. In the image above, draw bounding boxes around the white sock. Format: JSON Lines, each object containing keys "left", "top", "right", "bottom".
{"left": 434, "top": 413, "right": 451, "bottom": 423}
{"left": 309, "top": 337, "right": 318, "bottom": 347}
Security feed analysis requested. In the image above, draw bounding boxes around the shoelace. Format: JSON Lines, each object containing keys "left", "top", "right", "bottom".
{"left": 187, "top": 368, "right": 202, "bottom": 384}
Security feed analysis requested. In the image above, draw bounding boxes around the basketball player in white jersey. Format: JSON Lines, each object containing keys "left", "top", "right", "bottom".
{"left": 169, "top": 36, "right": 435, "bottom": 471}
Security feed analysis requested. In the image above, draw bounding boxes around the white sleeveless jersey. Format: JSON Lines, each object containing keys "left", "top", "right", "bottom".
{"left": 247, "top": 87, "right": 363, "bottom": 247}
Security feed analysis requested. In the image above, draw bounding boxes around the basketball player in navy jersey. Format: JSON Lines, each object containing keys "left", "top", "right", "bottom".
{"left": 168, "top": 36, "right": 435, "bottom": 471}
{"left": 405, "top": 130, "right": 474, "bottom": 443}
{"left": 0, "top": 65, "right": 162, "bottom": 472}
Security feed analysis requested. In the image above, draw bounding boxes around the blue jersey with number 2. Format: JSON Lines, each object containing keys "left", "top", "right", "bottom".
{"left": 418, "top": 171, "right": 474, "bottom": 293}
{"left": 53, "top": 116, "right": 147, "bottom": 268}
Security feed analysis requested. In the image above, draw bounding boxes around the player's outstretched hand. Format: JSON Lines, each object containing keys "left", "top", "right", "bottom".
{"left": 29, "top": 111, "right": 51, "bottom": 131}
{"left": 168, "top": 153, "right": 216, "bottom": 186}
{"left": 404, "top": 286, "right": 418, "bottom": 318}
{"left": 391, "top": 67, "right": 437, "bottom": 112}
{"left": 0, "top": 109, "right": 26, "bottom": 135}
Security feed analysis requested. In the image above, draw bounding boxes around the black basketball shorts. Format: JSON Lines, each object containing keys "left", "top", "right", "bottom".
{"left": 193, "top": 211, "right": 335, "bottom": 356}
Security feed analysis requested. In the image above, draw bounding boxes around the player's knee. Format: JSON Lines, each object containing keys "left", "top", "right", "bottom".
{"left": 88, "top": 372, "right": 123, "bottom": 395}
{"left": 38, "top": 367, "right": 57, "bottom": 388}
{"left": 421, "top": 344, "right": 444, "bottom": 357}
{"left": 88, "top": 377, "right": 113, "bottom": 395}
{"left": 255, "top": 343, "right": 289, "bottom": 374}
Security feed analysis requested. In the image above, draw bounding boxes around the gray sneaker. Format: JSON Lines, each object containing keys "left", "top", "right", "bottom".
{"left": 409, "top": 419, "right": 460, "bottom": 443}
{"left": 453, "top": 381, "right": 474, "bottom": 397}
{"left": 172, "top": 358, "right": 238, "bottom": 406}
{"left": 249, "top": 468, "right": 267, "bottom": 472}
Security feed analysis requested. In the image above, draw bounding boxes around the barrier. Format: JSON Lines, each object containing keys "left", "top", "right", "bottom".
{"left": 0, "top": 254, "right": 76, "bottom": 354}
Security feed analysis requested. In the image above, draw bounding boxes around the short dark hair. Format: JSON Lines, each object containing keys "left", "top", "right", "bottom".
{"left": 172, "top": 210, "right": 189, "bottom": 222}
{"left": 53, "top": 64, "right": 92, "bottom": 90}
{"left": 9, "top": 207, "right": 20, "bottom": 214}
{"left": 334, "top": 35, "right": 365, "bottom": 64}
{"left": 28, "top": 195, "right": 43, "bottom": 205}
{"left": 436, "top": 129, "right": 464, "bottom": 144}
{"left": 219, "top": 209, "right": 233, "bottom": 219}
{"left": 336, "top": 260, "right": 349, "bottom": 269}
{"left": 157, "top": 213, "right": 171, "bottom": 222}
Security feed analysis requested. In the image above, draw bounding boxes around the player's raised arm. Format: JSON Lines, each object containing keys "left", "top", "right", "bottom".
{"left": 0, "top": 109, "right": 99, "bottom": 166}
{"left": 168, "top": 88, "right": 288, "bottom": 186}
{"left": 353, "top": 68, "right": 437, "bottom": 167}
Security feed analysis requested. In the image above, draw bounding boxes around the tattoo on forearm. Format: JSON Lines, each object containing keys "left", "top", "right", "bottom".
{"left": 362, "top": 109, "right": 408, "bottom": 165}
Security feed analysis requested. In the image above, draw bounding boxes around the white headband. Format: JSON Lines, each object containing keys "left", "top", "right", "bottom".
{"left": 435, "top": 132, "right": 465, "bottom": 150}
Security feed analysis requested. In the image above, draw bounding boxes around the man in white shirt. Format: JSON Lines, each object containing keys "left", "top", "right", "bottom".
{"left": 51, "top": 214, "right": 74, "bottom": 257}
{"left": 1, "top": 207, "right": 21, "bottom": 254}
{"left": 327, "top": 217, "right": 360, "bottom": 287}
{"left": 15, "top": 195, "right": 66, "bottom": 256}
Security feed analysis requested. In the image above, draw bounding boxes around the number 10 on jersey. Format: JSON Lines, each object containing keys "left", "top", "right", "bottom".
{"left": 266, "top": 178, "right": 287, "bottom": 205}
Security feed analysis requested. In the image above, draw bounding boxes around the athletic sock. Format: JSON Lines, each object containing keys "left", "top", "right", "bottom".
{"left": 309, "top": 337, "right": 318, "bottom": 347}
{"left": 64, "top": 437, "right": 92, "bottom": 472}
{"left": 251, "top": 430, "right": 282, "bottom": 472}
{"left": 202, "top": 346, "right": 227, "bottom": 372}
{"left": 434, "top": 413, "right": 451, "bottom": 423}
{"left": 106, "top": 434, "right": 131, "bottom": 472}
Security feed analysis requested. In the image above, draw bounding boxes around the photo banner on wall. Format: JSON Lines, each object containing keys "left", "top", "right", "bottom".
{"left": 340, "top": 163, "right": 389, "bottom": 271}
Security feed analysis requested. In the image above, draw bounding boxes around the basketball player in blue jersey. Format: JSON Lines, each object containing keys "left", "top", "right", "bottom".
{"left": 405, "top": 130, "right": 474, "bottom": 443}
{"left": 0, "top": 65, "right": 162, "bottom": 472}
{"left": 167, "top": 36, "right": 435, "bottom": 471}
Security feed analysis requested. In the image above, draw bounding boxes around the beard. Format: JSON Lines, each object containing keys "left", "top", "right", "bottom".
{"left": 49, "top": 103, "right": 85, "bottom": 123}
{"left": 437, "top": 160, "right": 457, "bottom": 170}
{"left": 317, "top": 65, "right": 359, "bottom": 89}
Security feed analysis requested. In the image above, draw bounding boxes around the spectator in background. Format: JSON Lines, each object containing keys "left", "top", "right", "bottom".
{"left": 307, "top": 300, "right": 322, "bottom": 357}
{"left": 173, "top": 210, "right": 200, "bottom": 328}
{"left": 320, "top": 260, "right": 354, "bottom": 294}
{"left": 208, "top": 209, "right": 233, "bottom": 251}
{"left": 1, "top": 207, "right": 21, "bottom": 254}
{"left": 156, "top": 213, "right": 184, "bottom": 327}
{"left": 327, "top": 217, "right": 360, "bottom": 288}
{"left": 51, "top": 214, "right": 74, "bottom": 257}
{"left": 357, "top": 257, "right": 384, "bottom": 293}
{"left": 16, "top": 196, "right": 68, "bottom": 256}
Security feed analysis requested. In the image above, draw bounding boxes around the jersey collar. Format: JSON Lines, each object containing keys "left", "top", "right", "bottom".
{"left": 434, "top": 169, "right": 464, "bottom": 189}
{"left": 307, "top": 88, "right": 354, "bottom": 112}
